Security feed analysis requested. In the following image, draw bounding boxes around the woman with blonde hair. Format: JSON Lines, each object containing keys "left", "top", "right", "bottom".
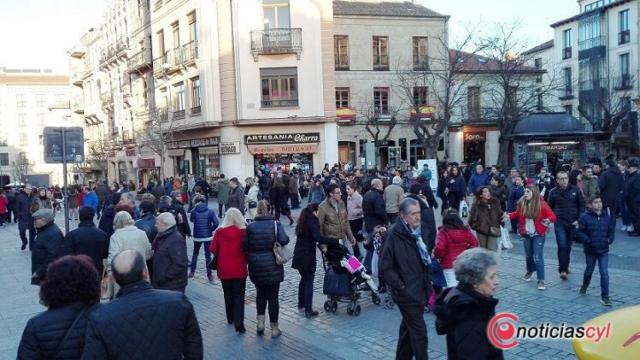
{"left": 506, "top": 185, "right": 556, "bottom": 290}
{"left": 244, "top": 177, "right": 260, "bottom": 223}
{"left": 210, "top": 208, "right": 248, "bottom": 333}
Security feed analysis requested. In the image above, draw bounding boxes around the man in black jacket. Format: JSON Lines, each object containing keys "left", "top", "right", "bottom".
{"left": 379, "top": 198, "right": 431, "bottom": 360}
{"left": 16, "top": 186, "right": 35, "bottom": 250}
{"left": 82, "top": 249, "right": 203, "bottom": 359}
{"left": 599, "top": 159, "right": 624, "bottom": 237}
{"left": 66, "top": 207, "right": 109, "bottom": 275}
{"left": 548, "top": 171, "right": 585, "bottom": 280}
{"left": 625, "top": 158, "right": 640, "bottom": 236}
{"left": 31, "top": 209, "right": 68, "bottom": 285}
{"left": 152, "top": 212, "right": 189, "bottom": 292}
{"left": 362, "top": 179, "right": 387, "bottom": 234}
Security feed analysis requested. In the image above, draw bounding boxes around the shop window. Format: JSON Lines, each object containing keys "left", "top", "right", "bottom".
{"left": 260, "top": 67, "right": 298, "bottom": 107}
{"left": 0, "top": 153, "right": 8, "bottom": 166}
{"left": 372, "top": 36, "right": 389, "bottom": 70}
{"left": 335, "top": 87, "right": 350, "bottom": 108}
{"left": 373, "top": 87, "right": 389, "bottom": 114}
{"left": 334, "top": 35, "right": 349, "bottom": 70}
{"left": 412, "top": 37, "right": 428, "bottom": 70}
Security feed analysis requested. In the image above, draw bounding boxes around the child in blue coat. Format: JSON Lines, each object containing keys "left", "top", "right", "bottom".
{"left": 576, "top": 195, "right": 615, "bottom": 306}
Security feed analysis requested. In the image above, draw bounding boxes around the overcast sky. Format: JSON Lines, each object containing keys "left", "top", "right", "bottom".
{"left": 0, "top": 0, "right": 578, "bottom": 73}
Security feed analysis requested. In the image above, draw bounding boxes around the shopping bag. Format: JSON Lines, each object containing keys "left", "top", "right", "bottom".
{"left": 500, "top": 226, "right": 513, "bottom": 250}
{"left": 459, "top": 200, "right": 469, "bottom": 218}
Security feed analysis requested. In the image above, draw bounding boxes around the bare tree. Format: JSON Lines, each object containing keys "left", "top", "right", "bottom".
{"left": 352, "top": 93, "right": 401, "bottom": 166}
{"left": 85, "top": 137, "right": 111, "bottom": 179}
{"left": 577, "top": 72, "right": 635, "bottom": 134}
{"left": 136, "top": 109, "right": 185, "bottom": 180}
{"left": 11, "top": 152, "right": 31, "bottom": 184}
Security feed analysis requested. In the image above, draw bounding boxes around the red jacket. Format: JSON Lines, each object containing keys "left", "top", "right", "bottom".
{"left": 433, "top": 227, "right": 478, "bottom": 269}
{"left": 0, "top": 195, "right": 7, "bottom": 214}
{"left": 508, "top": 200, "right": 557, "bottom": 236}
{"left": 209, "top": 225, "right": 248, "bottom": 280}
{"left": 78, "top": 191, "right": 85, "bottom": 208}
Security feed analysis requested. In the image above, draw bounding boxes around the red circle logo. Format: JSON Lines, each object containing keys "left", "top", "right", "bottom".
{"left": 487, "top": 312, "right": 519, "bottom": 350}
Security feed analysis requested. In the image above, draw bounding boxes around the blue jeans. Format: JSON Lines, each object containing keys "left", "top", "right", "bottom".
{"left": 583, "top": 252, "right": 609, "bottom": 297}
{"left": 554, "top": 223, "right": 574, "bottom": 274}
{"left": 619, "top": 192, "right": 631, "bottom": 226}
{"left": 297, "top": 270, "right": 315, "bottom": 312}
{"left": 190, "top": 241, "right": 212, "bottom": 276}
{"left": 523, "top": 235, "right": 546, "bottom": 281}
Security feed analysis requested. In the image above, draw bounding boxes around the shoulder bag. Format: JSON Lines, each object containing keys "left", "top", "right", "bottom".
{"left": 273, "top": 221, "right": 292, "bottom": 265}
{"left": 100, "top": 267, "right": 113, "bottom": 301}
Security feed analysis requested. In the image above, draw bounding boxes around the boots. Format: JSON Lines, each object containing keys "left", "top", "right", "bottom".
{"left": 270, "top": 322, "right": 282, "bottom": 337}
{"left": 256, "top": 315, "right": 265, "bottom": 335}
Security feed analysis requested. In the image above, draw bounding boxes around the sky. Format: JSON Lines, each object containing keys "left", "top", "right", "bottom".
{"left": 0, "top": 0, "right": 578, "bottom": 73}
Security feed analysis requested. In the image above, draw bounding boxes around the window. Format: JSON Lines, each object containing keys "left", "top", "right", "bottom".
{"left": 16, "top": 94, "right": 26, "bottom": 108}
{"left": 372, "top": 36, "right": 389, "bottom": 70}
{"left": 412, "top": 37, "right": 428, "bottom": 70}
{"left": 619, "top": 53, "right": 631, "bottom": 89}
{"left": 335, "top": 87, "right": 349, "bottom": 108}
{"left": 373, "top": 87, "right": 389, "bottom": 114}
{"left": 263, "top": 0, "right": 290, "bottom": 29}
{"left": 563, "top": 68, "right": 572, "bottom": 96}
{"left": 36, "top": 94, "right": 46, "bottom": 107}
{"left": 19, "top": 133, "right": 28, "bottom": 147}
{"left": 534, "top": 58, "right": 543, "bottom": 83}
{"left": 260, "top": 67, "right": 298, "bottom": 107}
{"left": 0, "top": 133, "right": 7, "bottom": 146}
{"left": 173, "top": 82, "right": 185, "bottom": 113}
{"left": 334, "top": 35, "right": 349, "bottom": 70}
{"left": 0, "top": 153, "right": 8, "bottom": 166}
{"left": 467, "top": 86, "right": 481, "bottom": 120}
{"left": 37, "top": 113, "right": 46, "bottom": 125}
{"left": 157, "top": 29, "right": 165, "bottom": 57}
{"left": 564, "top": 104, "right": 573, "bottom": 115}
{"left": 563, "top": 29, "right": 572, "bottom": 59}
{"left": 620, "top": 96, "right": 632, "bottom": 111}
{"left": 413, "top": 87, "right": 428, "bottom": 106}
{"left": 188, "top": 12, "right": 198, "bottom": 43}
{"left": 172, "top": 22, "right": 180, "bottom": 50}
{"left": 619, "top": 9, "right": 630, "bottom": 44}
{"left": 18, "top": 114, "right": 26, "bottom": 127}
{"left": 191, "top": 77, "right": 201, "bottom": 113}
{"left": 579, "top": 14, "right": 603, "bottom": 50}
{"left": 537, "top": 90, "right": 543, "bottom": 111}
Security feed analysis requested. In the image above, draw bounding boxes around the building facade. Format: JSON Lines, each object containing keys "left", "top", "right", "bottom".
{"left": 0, "top": 68, "right": 72, "bottom": 187}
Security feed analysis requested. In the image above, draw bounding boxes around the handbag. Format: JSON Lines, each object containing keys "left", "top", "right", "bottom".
{"left": 459, "top": 200, "right": 469, "bottom": 218}
{"left": 430, "top": 258, "right": 447, "bottom": 288}
{"left": 100, "top": 267, "right": 113, "bottom": 301}
{"left": 273, "top": 221, "right": 293, "bottom": 265}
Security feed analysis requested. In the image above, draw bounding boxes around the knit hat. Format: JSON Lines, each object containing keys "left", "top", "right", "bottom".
{"left": 392, "top": 176, "right": 402, "bottom": 185}
{"left": 32, "top": 208, "right": 54, "bottom": 222}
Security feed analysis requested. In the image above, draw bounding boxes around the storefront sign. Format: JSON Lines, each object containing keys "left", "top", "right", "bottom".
{"left": 166, "top": 149, "right": 185, "bottom": 157}
{"left": 530, "top": 144, "right": 578, "bottom": 151}
{"left": 220, "top": 142, "right": 240, "bottom": 154}
{"left": 248, "top": 144, "right": 319, "bottom": 155}
{"left": 167, "top": 136, "right": 220, "bottom": 149}
{"left": 464, "top": 132, "right": 486, "bottom": 142}
{"left": 245, "top": 133, "right": 320, "bottom": 145}
{"left": 136, "top": 158, "right": 156, "bottom": 169}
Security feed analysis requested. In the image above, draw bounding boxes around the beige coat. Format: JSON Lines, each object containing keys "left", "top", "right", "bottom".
{"left": 317, "top": 198, "right": 354, "bottom": 241}
{"left": 107, "top": 225, "right": 153, "bottom": 297}
{"left": 383, "top": 184, "right": 405, "bottom": 214}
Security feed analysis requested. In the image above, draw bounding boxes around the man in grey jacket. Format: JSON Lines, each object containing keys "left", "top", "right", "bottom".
{"left": 383, "top": 176, "right": 405, "bottom": 224}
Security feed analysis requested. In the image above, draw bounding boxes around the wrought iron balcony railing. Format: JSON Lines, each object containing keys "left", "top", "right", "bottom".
{"left": 250, "top": 28, "right": 302, "bottom": 60}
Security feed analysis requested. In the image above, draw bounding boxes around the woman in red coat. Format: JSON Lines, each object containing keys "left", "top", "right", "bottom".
{"left": 209, "top": 208, "right": 248, "bottom": 334}
{"left": 433, "top": 209, "right": 478, "bottom": 288}
{"left": 506, "top": 185, "right": 557, "bottom": 290}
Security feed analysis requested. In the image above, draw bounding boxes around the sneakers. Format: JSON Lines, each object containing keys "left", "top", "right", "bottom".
{"left": 305, "top": 310, "right": 319, "bottom": 318}
{"left": 579, "top": 286, "right": 587, "bottom": 295}
{"left": 537, "top": 281, "right": 546, "bottom": 290}
{"left": 523, "top": 272, "right": 534, "bottom": 282}
{"left": 621, "top": 225, "right": 628, "bottom": 231}
{"left": 559, "top": 272, "right": 568, "bottom": 281}
{"left": 601, "top": 296, "right": 612, "bottom": 306}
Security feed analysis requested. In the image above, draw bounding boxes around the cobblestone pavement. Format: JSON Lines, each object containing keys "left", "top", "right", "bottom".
{"left": 1, "top": 199, "right": 639, "bottom": 359}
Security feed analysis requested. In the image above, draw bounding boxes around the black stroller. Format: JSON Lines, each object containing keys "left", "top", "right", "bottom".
{"left": 321, "top": 243, "right": 381, "bottom": 316}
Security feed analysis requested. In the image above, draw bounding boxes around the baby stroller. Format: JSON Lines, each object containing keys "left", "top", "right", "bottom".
{"left": 321, "top": 243, "right": 381, "bottom": 316}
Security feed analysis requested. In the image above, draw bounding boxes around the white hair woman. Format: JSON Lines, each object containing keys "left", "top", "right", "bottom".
{"left": 106, "top": 211, "right": 152, "bottom": 298}
{"left": 244, "top": 177, "right": 259, "bottom": 223}
{"left": 434, "top": 248, "right": 502, "bottom": 359}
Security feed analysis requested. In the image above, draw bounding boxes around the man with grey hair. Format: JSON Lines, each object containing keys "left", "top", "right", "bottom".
{"left": 118, "top": 191, "right": 140, "bottom": 219}
{"left": 152, "top": 212, "right": 189, "bottom": 292}
{"left": 82, "top": 249, "right": 203, "bottom": 359}
{"left": 379, "top": 197, "right": 431, "bottom": 360}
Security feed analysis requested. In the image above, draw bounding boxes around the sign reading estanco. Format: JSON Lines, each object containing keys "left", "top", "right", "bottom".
{"left": 245, "top": 133, "right": 320, "bottom": 145}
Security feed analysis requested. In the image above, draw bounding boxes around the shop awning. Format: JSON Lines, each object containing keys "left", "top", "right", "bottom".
{"left": 248, "top": 143, "right": 319, "bottom": 155}
{"left": 514, "top": 112, "right": 589, "bottom": 137}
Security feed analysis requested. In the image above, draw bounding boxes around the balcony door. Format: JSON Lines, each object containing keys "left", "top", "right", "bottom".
{"left": 263, "top": 0, "right": 291, "bottom": 48}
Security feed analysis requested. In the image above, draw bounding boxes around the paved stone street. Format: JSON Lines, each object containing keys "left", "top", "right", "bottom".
{"left": 1, "top": 199, "right": 639, "bottom": 359}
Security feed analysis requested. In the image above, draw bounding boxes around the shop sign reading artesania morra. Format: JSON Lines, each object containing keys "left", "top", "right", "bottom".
{"left": 245, "top": 133, "right": 320, "bottom": 145}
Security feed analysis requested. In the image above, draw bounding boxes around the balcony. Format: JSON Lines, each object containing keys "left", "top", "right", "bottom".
{"left": 373, "top": 113, "right": 393, "bottom": 122}
{"left": 373, "top": 55, "right": 389, "bottom": 71}
{"left": 579, "top": 36, "right": 606, "bottom": 51}
{"left": 579, "top": 79, "right": 607, "bottom": 91}
{"left": 250, "top": 28, "right": 302, "bottom": 61}
{"left": 157, "top": 108, "right": 169, "bottom": 123}
{"left": 336, "top": 107, "right": 356, "bottom": 123}
{"left": 173, "top": 109, "right": 186, "bottom": 120}
{"left": 410, "top": 105, "right": 436, "bottom": 120}
{"left": 182, "top": 41, "right": 198, "bottom": 65}
{"left": 578, "top": 36, "right": 606, "bottom": 60}
{"left": 261, "top": 98, "right": 299, "bottom": 108}
{"left": 619, "top": 30, "right": 630, "bottom": 45}
{"left": 153, "top": 55, "right": 166, "bottom": 77}
{"left": 190, "top": 105, "right": 201, "bottom": 115}
{"left": 614, "top": 74, "right": 633, "bottom": 91}
{"left": 153, "top": 0, "right": 163, "bottom": 12}
{"left": 335, "top": 54, "right": 349, "bottom": 71}
{"left": 100, "top": 92, "right": 113, "bottom": 104}
{"left": 562, "top": 47, "right": 572, "bottom": 60}
{"left": 128, "top": 49, "right": 152, "bottom": 73}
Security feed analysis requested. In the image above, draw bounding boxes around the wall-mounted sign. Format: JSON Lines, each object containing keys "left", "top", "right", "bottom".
{"left": 247, "top": 144, "right": 319, "bottom": 155}
{"left": 245, "top": 133, "right": 320, "bottom": 145}
{"left": 220, "top": 141, "right": 240, "bottom": 154}
{"left": 464, "top": 132, "right": 486, "bottom": 142}
{"left": 167, "top": 136, "right": 220, "bottom": 149}
{"left": 530, "top": 143, "right": 578, "bottom": 151}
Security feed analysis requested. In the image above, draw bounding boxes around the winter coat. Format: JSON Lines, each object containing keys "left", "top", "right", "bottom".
{"left": 434, "top": 284, "right": 504, "bottom": 360}
{"left": 195, "top": 179, "right": 211, "bottom": 195}
{"left": 189, "top": 203, "right": 218, "bottom": 239}
{"left": 135, "top": 213, "right": 157, "bottom": 243}
{"left": 598, "top": 166, "right": 624, "bottom": 208}
{"left": 625, "top": 170, "right": 640, "bottom": 206}
{"left": 228, "top": 186, "right": 245, "bottom": 213}
{"left": 18, "top": 303, "right": 95, "bottom": 359}
{"left": 217, "top": 179, "right": 230, "bottom": 205}
{"left": 383, "top": 184, "right": 405, "bottom": 214}
{"left": 507, "top": 186, "right": 524, "bottom": 212}
{"left": 98, "top": 205, "right": 116, "bottom": 238}
{"left": 107, "top": 226, "right": 152, "bottom": 271}
{"left": 378, "top": 221, "right": 431, "bottom": 305}
{"left": 445, "top": 175, "right": 466, "bottom": 196}
{"left": 419, "top": 181, "right": 439, "bottom": 209}
{"left": 405, "top": 194, "right": 437, "bottom": 252}
{"left": 67, "top": 188, "right": 79, "bottom": 209}
{"left": 151, "top": 185, "right": 166, "bottom": 206}
{"left": 31, "top": 222, "right": 68, "bottom": 285}
{"left": 270, "top": 180, "right": 289, "bottom": 208}
{"left": 210, "top": 225, "right": 248, "bottom": 280}
{"left": 317, "top": 198, "right": 354, "bottom": 241}
{"left": 362, "top": 188, "right": 386, "bottom": 233}
{"left": 152, "top": 226, "right": 188, "bottom": 291}
{"left": 288, "top": 175, "right": 299, "bottom": 194}
{"left": 308, "top": 185, "right": 326, "bottom": 204}
{"left": 548, "top": 184, "right": 585, "bottom": 226}
{"left": 245, "top": 185, "right": 259, "bottom": 220}
{"left": 347, "top": 191, "right": 364, "bottom": 220}
{"left": 433, "top": 227, "right": 478, "bottom": 269}
{"left": 469, "top": 198, "right": 503, "bottom": 236}
{"left": 82, "top": 281, "right": 203, "bottom": 359}
{"left": 0, "top": 195, "right": 7, "bottom": 214}
{"left": 577, "top": 210, "right": 615, "bottom": 255}
{"left": 508, "top": 201, "right": 557, "bottom": 236}
{"left": 82, "top": 191, "right": 99, "bottom": 211}
{"left": 292, "top": 215, "right": 339, "bottom": 272}
{"left": 16, "top": 191, "right": 32, "bottom": 222}
{"left": 582, "top": 177, "right": 600, "bottom": 202}
{"left": 67, "top": 221, "right": 109, "bottom": 275}
{"left": 32, "top": 196, "right": 52, "bottom": 213}
{"left": 490, "top": 184, "right": 508, "bottom": 206}
{"left": 95, "top": 184, "right": 110, "bottom": 204}
{"left": 243, "top": 216, "right": 290, "bottom": 287}
{"left": 467, "top": 172, "right": 490, "bottom": 195}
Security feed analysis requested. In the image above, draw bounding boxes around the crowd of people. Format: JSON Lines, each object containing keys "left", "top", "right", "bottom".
{"left": 4, "top": 154, "right": 638, "bottom": 359}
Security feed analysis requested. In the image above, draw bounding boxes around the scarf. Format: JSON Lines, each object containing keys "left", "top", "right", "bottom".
{"left": 402, "top": 221, "right": 431, "bottom": 266}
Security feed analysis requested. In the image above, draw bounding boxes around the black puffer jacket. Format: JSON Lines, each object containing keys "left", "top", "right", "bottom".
{"left": 81, "top": 281, "right": 203, "bottom": 359}
{"left": 292, "top": 215, "right": 338, "bottom": 272}
{"left": 434, "top": 284, "right": 503, "bottom": 360}
{"left": 378, "top": 221, "right": 431, "bottom": 305}
{"left": 598, "top": 166, "right": 623, "bottom": 209}
{"left": 228, "top": 187, "right": 245, "bottom": 214}
{"left": 362, "top": 188, "right": 386, "bottom": 233}
{"left": 548, "top": 184, "right": 585, "bottom": 226}
{"left": 576, "top": 210, "right": 615, "bottom": 254}
{"left": 18, "top": 303, "right": 95, "bottom": 360}
{"left": 67, "top": 221, "right": 110, "bottom": 275}
{"left": 31, "top": 222, "right": 68, "bottom": 285}
{"left": 244, "top": 216, "right": 290, "bottom": 286}
{"left": 152, "top": 226, "right": 189, "bottom": 292}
